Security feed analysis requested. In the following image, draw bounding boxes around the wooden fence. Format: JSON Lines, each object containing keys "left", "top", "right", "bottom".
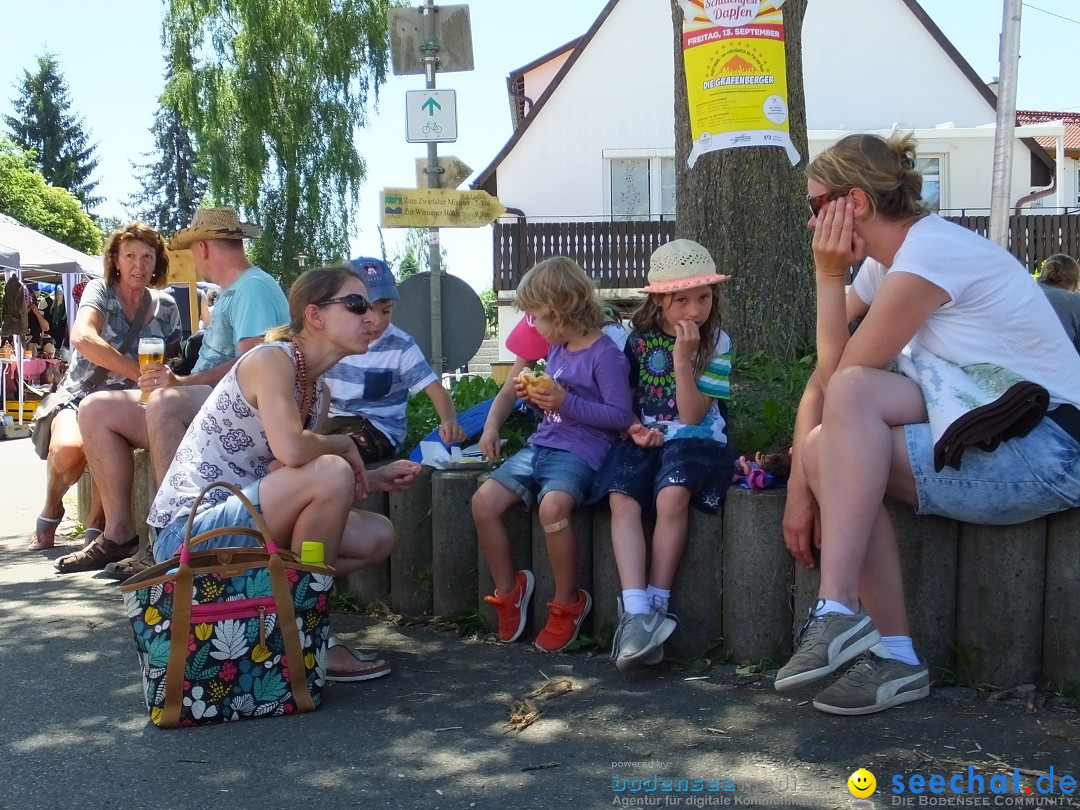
{"left": 492, "top": 214, "right": 1080, "bottom": 291}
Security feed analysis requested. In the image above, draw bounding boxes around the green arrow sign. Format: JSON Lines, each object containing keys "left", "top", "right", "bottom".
{"left": 421, "top": 96, "right": 441, "bottom": 115}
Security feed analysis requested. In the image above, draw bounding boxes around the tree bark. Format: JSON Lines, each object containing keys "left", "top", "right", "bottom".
{"left": 671, "top": 0, "right": 814, "bottom": 357}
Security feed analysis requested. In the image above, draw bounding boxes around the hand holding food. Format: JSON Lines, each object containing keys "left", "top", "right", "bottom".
{"left": 517, "top": 368, "right": 555, "bottom": 400}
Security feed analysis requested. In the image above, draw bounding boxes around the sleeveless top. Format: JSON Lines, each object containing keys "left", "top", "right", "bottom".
{"left": 148, "top": 341, "right": 326, "bottom": 529}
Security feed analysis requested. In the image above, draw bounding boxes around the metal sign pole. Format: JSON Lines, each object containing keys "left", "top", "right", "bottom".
{"left": 422, "top": 0, "right": 444, "bottom": 375}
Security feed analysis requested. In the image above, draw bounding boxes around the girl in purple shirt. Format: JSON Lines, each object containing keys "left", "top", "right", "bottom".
{"left": 473, "top": 257, "right": 634, "bottom": 652}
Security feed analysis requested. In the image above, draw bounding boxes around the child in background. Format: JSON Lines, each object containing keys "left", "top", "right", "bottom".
{"left": 473, "top": 257, "right": 634, "bottom": 652}
{"left": 594, "top": 239, "right": 736, "bottom": 672}
{"left": 323, "top": 257, "right": 465, "bottom": 461}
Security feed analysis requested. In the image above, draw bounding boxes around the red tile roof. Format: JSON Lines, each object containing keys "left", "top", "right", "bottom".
{"left": 1017, "top": 110, "right": 1080, "bottom": 152}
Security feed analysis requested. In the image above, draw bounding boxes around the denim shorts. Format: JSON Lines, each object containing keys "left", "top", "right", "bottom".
{"left": 152, "top": 480, "right": 265, "bottom": 562}
{"left": 905, "top": 417, "right": 1080, "bottom": 525}
{"left": 589, "top": 437, "right": 736, "bottom": 516}
{"left": 488, "top": 443, "right": 594, "bottom": 508}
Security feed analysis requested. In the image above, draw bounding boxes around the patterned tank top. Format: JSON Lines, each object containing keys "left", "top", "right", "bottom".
{"left": 148, "top": 342, "right": 326, "bottom": 529}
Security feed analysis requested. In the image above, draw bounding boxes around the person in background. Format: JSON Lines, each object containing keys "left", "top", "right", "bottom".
{"left": 1036, "top": 253, "right": 1080, "bottom": 353}
{"left": 2, "top": 272, "right": 28, "bottom": 347}
{"left": 601, "top": 305, "right": 629, "bottom": 350}
{"left": 322, "top": 257, "right": 465, "bottom": 461}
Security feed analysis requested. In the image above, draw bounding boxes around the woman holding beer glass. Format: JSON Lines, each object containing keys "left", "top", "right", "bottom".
{"left": 38, "top": 223, "right": 181, "bottom": 571}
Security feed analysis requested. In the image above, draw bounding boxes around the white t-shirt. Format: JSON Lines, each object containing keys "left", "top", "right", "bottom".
{"left": 851, "top": 215, "right": 1080, "bottom": 408}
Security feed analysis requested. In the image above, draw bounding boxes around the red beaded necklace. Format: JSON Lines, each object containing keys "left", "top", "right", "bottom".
{"left": 291, "top": 340, "right": 313, "bottom": 425}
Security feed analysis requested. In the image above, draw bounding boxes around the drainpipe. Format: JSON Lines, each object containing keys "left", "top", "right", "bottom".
{"left": 1013, "top": 177, "right": 1055, "bottom": 214}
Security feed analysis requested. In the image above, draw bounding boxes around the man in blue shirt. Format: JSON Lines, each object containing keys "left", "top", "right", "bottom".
{"left": 71, "top": 208, "right": 289, "bottom": 577}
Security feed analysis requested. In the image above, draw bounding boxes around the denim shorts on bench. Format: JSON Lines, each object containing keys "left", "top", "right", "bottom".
{"left": 488, "top": 443, "right": 594, "bottom": 508}
{"left": 152, "top": 480, "right": 265, "bottom": 563}
{"left": 905, "top": 417, "right": 1080, "bottom": 525}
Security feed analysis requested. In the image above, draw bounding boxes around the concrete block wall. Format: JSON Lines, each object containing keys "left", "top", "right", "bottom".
{"left": 81, "top": 458, "right": 1076, "bottom": 687}
{"left": 342, "top": 469, "right": 1080, "bottom": 688}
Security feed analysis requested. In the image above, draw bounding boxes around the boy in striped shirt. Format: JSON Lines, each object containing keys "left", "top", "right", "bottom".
{"left": 323, "top": 258, "right": 465, "bottom": 461}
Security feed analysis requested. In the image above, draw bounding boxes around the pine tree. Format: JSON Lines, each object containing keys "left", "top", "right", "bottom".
{"left": 129, "top": 74, "right": 207, "bottom": 236}
{"left": 4, "top": 53, "right": 101, "bottom": 211}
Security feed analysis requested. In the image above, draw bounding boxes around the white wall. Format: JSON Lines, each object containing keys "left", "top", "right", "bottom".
{"left": 494, "top": 0, "right": 1046, "bottom": 219}
{"left": 497, "top": 0, "right": 675, "bottom": 219}
{"left": 802, "top": 0, "right": 996, "bottom": 130}
{"left": 522, "top": 51, "right": 572, "bottom": 108}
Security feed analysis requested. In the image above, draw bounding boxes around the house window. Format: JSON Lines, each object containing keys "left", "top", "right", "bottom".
{"left": 917, "top": 156, "right": 943, "bottom": 212}
{"left": 607, "top": 154, "right": 676, "bottom": 220}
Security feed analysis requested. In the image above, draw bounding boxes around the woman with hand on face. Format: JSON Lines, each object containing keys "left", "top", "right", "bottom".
{"left": 147, "top": 266, "right": 421, "bottom": 682}
{"left": 776, "top": 133, "right": 1080, "bottom": 715}
{"left": 42, "top": 223, "right": 180, "bottom": 564}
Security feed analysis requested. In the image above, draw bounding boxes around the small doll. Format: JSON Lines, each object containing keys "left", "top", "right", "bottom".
{"left": 733, "top": 446, "right": 791, "bottom": 491}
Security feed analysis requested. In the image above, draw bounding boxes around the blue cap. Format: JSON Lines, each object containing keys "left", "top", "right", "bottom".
{"left": 347, "top": 257, "right": 398, "bottom": 302}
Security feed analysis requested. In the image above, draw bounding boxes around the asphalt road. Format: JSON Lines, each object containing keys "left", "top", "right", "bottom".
{"left": 1, "top": 435, "right": 1077, "bottom": 810}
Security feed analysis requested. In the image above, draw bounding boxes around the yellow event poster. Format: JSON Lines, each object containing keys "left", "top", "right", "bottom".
{"left": 679, "top": 0, "right": 800, "bottom": 167}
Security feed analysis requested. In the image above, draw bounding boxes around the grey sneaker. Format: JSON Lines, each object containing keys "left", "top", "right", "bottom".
{"left": 774, "top": 602, "right": 881, "bottom": 691}
{"left": 813, "top": 651, "right": 930, "bottom": 715}
{"left": 611, "top": 598, "right": 677, "bottom": 672}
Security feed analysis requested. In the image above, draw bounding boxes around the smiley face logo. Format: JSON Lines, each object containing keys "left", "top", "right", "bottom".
{"left": 847, "top": 768, "right": 876, "bottom": 798}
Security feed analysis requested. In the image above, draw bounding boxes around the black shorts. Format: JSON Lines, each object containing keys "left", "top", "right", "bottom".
{"left": 589, "top": 437, "right": 736, "bottom": 516}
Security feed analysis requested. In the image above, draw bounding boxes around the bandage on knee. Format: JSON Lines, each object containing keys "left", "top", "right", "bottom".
{"left": 543, "top": 518, "right": 570, "bottom": 533}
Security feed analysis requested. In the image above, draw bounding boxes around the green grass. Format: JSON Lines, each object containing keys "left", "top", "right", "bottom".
{"left": 727, "top": 345, "right": 816, "bottom": 454}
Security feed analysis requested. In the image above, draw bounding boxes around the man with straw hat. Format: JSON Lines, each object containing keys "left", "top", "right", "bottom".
{"left": 73, "top": 207, "right": 289, "bottom": 578}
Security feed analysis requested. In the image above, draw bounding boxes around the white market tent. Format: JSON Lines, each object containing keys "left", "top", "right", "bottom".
{"left": 0, "top": 211, "right": 102, "bottom": 280}
{"left": 0, "top": 243, "right": 18, "bottom": 270}
{"left": 1, "top": 212, "right": 103, "bottom": 429}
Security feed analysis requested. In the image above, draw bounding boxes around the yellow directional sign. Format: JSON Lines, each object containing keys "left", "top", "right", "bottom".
{"left": 415, "top": 156, "right": 473, "bottom": 190}
{"left": 381, "top": 187, "right": 506, "bottom": 228}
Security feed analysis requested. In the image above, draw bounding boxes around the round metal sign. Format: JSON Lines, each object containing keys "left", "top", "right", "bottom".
{"left": 394, "top": 272, "right": 486, "bottom": 371}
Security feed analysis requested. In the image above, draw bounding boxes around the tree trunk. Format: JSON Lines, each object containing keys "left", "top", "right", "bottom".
{"left": 671, "top": 0, "right": 813, "bottom": 358}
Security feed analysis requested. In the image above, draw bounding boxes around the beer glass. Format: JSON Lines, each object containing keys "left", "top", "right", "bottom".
{"left": 137, "top": 337, "right": 165, "bottom": 407}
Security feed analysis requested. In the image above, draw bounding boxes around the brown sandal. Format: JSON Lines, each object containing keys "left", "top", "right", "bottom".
{"left": 55, "top": 536, "right": 140, "bottom": 574}
{"left": 103, "top": 543, "right": 157, "bottom": 581}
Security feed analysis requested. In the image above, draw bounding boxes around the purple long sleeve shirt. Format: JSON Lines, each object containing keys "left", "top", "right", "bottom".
{"left": 529, "top": 334, "right": 634, "bottom": 470}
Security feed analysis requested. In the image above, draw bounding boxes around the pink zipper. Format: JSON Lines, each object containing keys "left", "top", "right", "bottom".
{"left": 190, "top": 597, "right": 276, "bottom": 623}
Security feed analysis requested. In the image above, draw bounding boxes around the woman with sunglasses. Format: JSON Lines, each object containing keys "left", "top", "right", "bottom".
{"left": 777, "top": 132, "right": 1080, "bottom": 715}
{"left": 147, "top": 267, "right": 421, "bottom": 682}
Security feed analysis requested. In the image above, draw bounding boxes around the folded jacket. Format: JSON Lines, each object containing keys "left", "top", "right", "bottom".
{"left": 896, "top": 340, "right": 1049, "bottom": 471}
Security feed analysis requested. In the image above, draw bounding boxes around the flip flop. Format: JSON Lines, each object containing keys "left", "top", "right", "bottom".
{"left": 326, "top": 635, "right": 390, "bottom": 682}
{"left": 28, "top": 508, "right": 65, "bottom": 551}
{"left": 55, "top": 536, "right": 140, "bottom": 574}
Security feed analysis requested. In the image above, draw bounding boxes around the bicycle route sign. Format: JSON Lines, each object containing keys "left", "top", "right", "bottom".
{"left": 406, "top": 89, "right": 457, "bottom": 143}
{"left": 380, "top": 187, "right": 506, "bottom": 228}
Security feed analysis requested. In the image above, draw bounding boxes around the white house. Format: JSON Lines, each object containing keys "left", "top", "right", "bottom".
{"left": 477, "top": 0, "right": 1062, "bottom": 214}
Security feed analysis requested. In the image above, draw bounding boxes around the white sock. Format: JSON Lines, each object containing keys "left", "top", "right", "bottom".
{"left": 878, "top": 635, "right": 920, "bottom": 666}
{"left": 645, "top": 585, "right": 671, "bottom": 612}
{"left": 622, "top": 589, "right": 650, "bottom": 615}
{"left": 813, "top": 598, "right": 855, "bottom": 617}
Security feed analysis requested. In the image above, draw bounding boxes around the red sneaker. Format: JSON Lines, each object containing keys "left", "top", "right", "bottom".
{"left": 484, "top": 569, "right": 535, "bottom": 642}
{"left": 535, "top": 589, "right": 593, "bottom": 652}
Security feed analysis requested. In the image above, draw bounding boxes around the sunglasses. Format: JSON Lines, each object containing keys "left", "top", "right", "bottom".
{"left": 806, "top": 191, "right": 841, "bottom": 218}
{"left": 317, "top": 293, "right": 371, "bottom": 315}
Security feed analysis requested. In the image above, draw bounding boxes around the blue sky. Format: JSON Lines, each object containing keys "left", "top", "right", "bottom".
{"left": 1, "top": 0, "right": 1078, "bottom": 293}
